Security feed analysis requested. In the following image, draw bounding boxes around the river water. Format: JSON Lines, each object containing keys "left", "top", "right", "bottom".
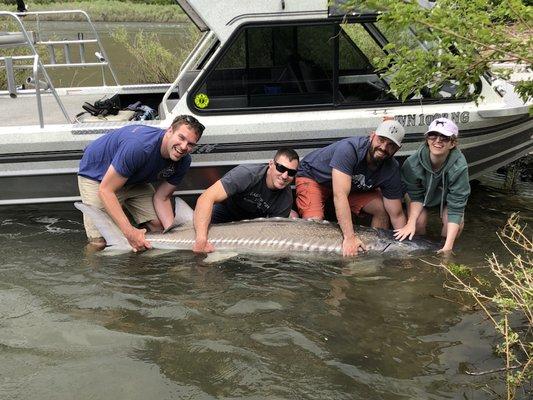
{"left": 1, "top": 17, "right": 532, "bottom": 400}
{"left": 0, "top": 179, "right": 531, "bottom": 399}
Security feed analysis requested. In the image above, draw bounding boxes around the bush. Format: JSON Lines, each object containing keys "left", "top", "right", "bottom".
{"left": 110, "top": 25, "right": 199, "bottom": 84}
{"left": 442, "top": 213, "right": 532, "bottom": 399}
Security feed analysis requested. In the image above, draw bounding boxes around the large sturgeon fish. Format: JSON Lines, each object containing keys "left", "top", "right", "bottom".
{"left": 75, "top": 200, "right": 435, "bottom": 256}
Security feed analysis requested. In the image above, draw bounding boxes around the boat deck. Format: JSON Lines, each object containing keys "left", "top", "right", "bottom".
{"left": 0, "top": 92, "right": 108, "bottom": 127}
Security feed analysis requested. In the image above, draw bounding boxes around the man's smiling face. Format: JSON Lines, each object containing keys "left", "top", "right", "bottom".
{"left": 164, "top": 124, "right": 199, "bottom": 161}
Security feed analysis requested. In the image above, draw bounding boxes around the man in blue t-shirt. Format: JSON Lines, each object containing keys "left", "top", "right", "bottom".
{"left": 296, "top": 119, "right": 407, "bottom": 256}
{"left": 77, "top": 114, "right": 204, "bottom": 252}
{"left": 192, "top": 148, "right": 299, "bottom": 253}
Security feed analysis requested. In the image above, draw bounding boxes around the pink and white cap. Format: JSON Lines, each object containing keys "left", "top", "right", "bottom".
{"left": 426, "top": 117, "right": 459, "bottom": 137}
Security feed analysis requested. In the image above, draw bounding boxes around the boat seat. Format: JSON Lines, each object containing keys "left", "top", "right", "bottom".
{"left": 158, "top": 99, "right": 179, "bottom": 120}
{"left": 178, "top": 70, "right": 200, "bottom": 97}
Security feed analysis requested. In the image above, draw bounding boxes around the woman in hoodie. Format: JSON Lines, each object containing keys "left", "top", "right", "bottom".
{"left": 394, "top": 117, "right": 470, "bottom": 253}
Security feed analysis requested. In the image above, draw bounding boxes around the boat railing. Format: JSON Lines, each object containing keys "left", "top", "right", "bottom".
{"left": 0, "top": 10, "right": 119, "bottom": 127}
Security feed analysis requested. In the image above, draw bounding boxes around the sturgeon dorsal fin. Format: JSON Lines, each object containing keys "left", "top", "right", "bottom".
{"left": 74, "top": 202, "right": 131, "bottom": 250}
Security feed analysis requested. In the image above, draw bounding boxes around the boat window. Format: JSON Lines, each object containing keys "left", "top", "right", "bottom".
{"left": 190, "top": 24, "right": 335, "bottom": 111}
{"left": 337, "top": 23, "right": 394, "bottom": 103}
{"left": 375, "top": 21, "right": 479, "bottom": 99}
{"left": 189, "top": 18, "right": 475, "bottom": 113}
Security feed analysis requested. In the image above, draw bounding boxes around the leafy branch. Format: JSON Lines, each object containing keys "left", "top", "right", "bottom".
{"left": 439, "top": 213, "right": 532, "bottom": 400}
{"left": 340, "top": 1, "right": 533, "bottom": 102}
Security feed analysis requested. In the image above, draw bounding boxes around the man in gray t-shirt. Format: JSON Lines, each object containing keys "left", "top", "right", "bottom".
{"left": 193, "top": 148, "right": 299, "bottom": 253}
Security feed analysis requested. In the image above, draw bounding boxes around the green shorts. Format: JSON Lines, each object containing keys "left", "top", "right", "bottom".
{"left": 77, "top": 176, "right": 158, "bottom": 240}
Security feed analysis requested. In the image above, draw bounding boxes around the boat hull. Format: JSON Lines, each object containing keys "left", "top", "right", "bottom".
{"left": 0, "top": 113, "right": 530, "bottom": 206}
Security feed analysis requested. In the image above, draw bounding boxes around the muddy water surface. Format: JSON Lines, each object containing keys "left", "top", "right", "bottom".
{"left": 0, "top": 182, "right": 531, "bottom": 399}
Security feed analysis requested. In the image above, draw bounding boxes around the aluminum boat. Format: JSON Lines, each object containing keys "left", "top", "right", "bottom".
{"left": 0, "top": 0, "right": 531, "bottom": 206}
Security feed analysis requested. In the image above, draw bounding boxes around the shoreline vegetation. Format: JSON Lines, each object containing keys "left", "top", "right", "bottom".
{"left": 441, "top": 214, "right": 532, "bottom": 400}
{"left": 0, "top": 0, "right": 186, "bottom": 23}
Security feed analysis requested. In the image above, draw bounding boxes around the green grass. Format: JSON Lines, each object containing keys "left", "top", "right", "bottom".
{"left": 0, "top": 0, "right": 186, "bottom": 23}
{"left": 111, "top": 26, "right": 200, "bottom": 84}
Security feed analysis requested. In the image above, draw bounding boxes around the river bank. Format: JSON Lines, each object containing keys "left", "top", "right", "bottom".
{"left": 0, "top": 0, "right": 186, "bottom": 22}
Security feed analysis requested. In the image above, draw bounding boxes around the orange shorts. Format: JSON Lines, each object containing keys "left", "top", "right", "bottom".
{"left": 295, "top": 176, "right": 382, "bottom": 219}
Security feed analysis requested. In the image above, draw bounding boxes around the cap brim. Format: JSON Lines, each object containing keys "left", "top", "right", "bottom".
{"left": 376, "top": 134, "right": 402, "bottom": 147}
{"left": 425, "top": 128, "right": 455, "bottom": 137}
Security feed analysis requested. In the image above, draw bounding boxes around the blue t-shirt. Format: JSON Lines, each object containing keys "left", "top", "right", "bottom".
{"left": 297, "top": 136, "right": 403, "bottom": 199}
{"left": 78, "top": 125, "right": 191, "bottom": 187}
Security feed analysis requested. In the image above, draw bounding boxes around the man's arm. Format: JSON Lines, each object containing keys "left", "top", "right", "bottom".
{"left": 193, "top": 180, "right": 229, "bottom": 253}
{"left": 383, "top": 197, "right": 406, "bottom": 230}
{"left": 153, "top": 181, "right": 178, "bottom": 230}
{"left": 99, "top": 165, "right": 151, "bottom": 252}
{"left": 332, "top": 168, "right": 367, "bottom": 256}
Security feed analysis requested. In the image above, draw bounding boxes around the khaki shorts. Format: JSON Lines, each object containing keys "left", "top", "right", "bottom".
{"left": 295, "top": 176, "right": 382, "bottom": 219}
{"left": 77, "top": 176, "right": 158, "bottom": 239}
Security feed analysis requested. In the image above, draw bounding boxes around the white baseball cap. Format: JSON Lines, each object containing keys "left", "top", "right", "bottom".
{"left": 426, "top": 117, "right": 459, "bottom": 137}
{"left": 375, "top": 120, "right": 405, "bottom": 147}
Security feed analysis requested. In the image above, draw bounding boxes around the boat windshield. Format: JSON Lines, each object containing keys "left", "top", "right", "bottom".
{"left": 188, "top": 18, "right": 477, "bottom": 113}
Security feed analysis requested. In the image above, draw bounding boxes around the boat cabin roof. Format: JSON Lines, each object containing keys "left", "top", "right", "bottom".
{"left": 175, "top": 0, "right": 380, "bottom": 41}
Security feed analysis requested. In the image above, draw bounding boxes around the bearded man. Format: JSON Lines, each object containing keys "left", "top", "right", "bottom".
{"left": 295, "top": 120, "right": 407, "bottom": 256}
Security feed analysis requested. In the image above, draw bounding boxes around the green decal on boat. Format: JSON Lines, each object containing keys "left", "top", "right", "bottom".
{"left": 194, "top": 93, "right": 209, "bottom": 109}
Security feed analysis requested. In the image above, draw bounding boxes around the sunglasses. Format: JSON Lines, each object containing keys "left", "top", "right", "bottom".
{"left": 274, "top": 162, "right": 297, "bottom": 177}
{"left": 176, "top": 114, "right": 205, "bottom": 133}
{"left": 426, "top": 132, "right": 453, "bottom": 143}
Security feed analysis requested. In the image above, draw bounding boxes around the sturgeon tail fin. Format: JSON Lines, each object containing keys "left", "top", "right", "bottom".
{"left": 163, "top": 196, "right": 194, "bottom": 233}
{"left": 74, "top": 202, "right": 131, "bottom": 250}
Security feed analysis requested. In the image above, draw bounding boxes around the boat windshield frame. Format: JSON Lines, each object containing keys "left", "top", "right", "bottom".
{"left": 186, "top": 15, "right": 481, "bottom": 115}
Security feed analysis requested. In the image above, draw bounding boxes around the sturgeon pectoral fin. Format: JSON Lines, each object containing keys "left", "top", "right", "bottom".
{"left": 172, "top": 196, "right": 194, "bottom": 227}
{"left": 202, "top": 251, "right": 240, "bottom": 264}
{"left": 141, "top": 249, "right": 176, "bottom": 257}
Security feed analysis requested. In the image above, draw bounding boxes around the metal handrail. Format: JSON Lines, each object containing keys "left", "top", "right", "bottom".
{"left": 33, "top": 55, "right": 44, "bottom": 128}
{"left": 9, "top": 10, "right": 119, "bottom": 85}
{"left": 16, "top": 9, "right": 119, "bottom": 85}
{"left": 0, "top": 9, "right": 118, "bottom": 127}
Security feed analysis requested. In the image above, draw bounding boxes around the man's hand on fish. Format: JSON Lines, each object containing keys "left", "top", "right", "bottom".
{"left": 125, "top": 226, "right": 152, "bottom": 252}
{"left": 393, "top": 222, "right": 417, "bottom": 242}
{"left": 193, "top": 237, "right": 215, "bottom": 253}
{"left": 342, "top": 234, "right": 367, "bottom": 256}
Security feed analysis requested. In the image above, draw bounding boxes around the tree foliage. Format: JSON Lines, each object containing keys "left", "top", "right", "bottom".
{"left": 341, "top": 1, "right": 532, "bottom": 102}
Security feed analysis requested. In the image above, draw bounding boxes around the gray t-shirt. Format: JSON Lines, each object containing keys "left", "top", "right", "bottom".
{"left": 220, "top": 164, "right": 293, "bottom": 220}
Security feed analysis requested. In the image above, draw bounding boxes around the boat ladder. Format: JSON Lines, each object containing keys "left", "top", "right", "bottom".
{"left": 0, "top": 10, "right": 119, "bottom": 127}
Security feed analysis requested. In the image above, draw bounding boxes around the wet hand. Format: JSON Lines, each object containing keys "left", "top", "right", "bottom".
{"left": 125, "top": 227, "right": 152, "bottom": 252}
{"left": 436, "top": 246, "right": 454, "bottom": 256}
{"left": 193, "top": 238, "right": 215, "bottom": 253}
{"left": 342, "top": 235, "right": 367, "bottom": 257}
{"left": 394, "top": 223, "right": 416, "bottom": 241}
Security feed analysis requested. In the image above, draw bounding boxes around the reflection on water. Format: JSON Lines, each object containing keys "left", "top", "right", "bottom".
{"left": 0, "top": 184, "right": 531, "bottom": 399}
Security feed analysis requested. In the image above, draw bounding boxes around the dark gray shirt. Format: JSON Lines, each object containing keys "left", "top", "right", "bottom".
{"left": 220, "top": 164, "right": 293, "bottom": 220}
